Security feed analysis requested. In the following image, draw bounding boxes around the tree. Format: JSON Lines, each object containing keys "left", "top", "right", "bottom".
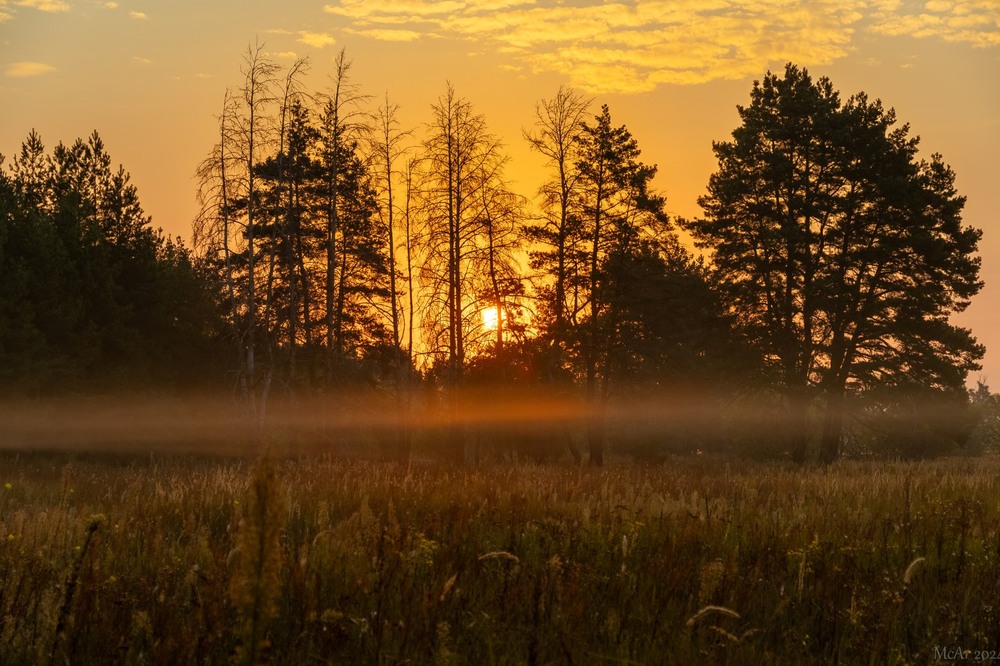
{"left": 418, "top": 83, "right": 525, "bottom": 461}
{"left": 419, "top": 83, "right": 481, "bottom": 389}
{"left": 2, "top": 131, "right": 219, "bottom": 393}
{"left": 196, "top": 46, "right": 404, "bottom": 407}
{"left": 597, "top": 236, "right": 747, "bottom": 389}
{"left": 316, "top": 49, "right": 374, "bottom": 385}
{"left": 968, "top": 380, "right": 1000, "bottom": 453}
{"left": 254, "top": 96, "right": 319, "bottom": 388}
{"left": 370, "top": 95, "right": 412, "bottom": 372}
{"left": 1, "top": 132, "right": 76, "bottom": 385}
{"left": 684, "top": 64, "right": 983, "bottom": 463}
{"left": 402, "top": 157, "right": 419, "bottom": 373}
{"left": 524, "top": 87, "right": 591, "bottom": 373}
{"left": 194, "top": 43, "right": 282, "bottom": 439}
{"left": 235, "top": 43, "right": 280, "bottom": 414}
{"left": 473, "top": 171, "right": 528, "bottom": 357}
{"left": 255, "top": 58, "right": 311, "bottom": 391}
{"left": 573, "top": 105, "right": 669, "bottom": 465}
{"left": 370, "top": 94, "right": 417, "bottom": 461}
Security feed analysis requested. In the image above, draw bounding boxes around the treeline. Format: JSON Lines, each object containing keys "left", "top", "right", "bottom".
{"left": 192, "top": 47, "right": 758, "bottom": 463}
{"left": 0, "top": 48, "right": 989, "bottom": 463}
{"left": 0, "top": 132, "right": 222, "bottom": 393}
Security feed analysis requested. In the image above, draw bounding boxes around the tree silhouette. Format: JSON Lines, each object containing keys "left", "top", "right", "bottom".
{"left": 417, "top": 83, "right": 527, "bottom": 461}
{"left": 573, "top": 105, "right": 670, "bottom": 465}
{"left": 316, "top": 49, "right": 375, "bottom": 385}
{"left": 370, "top": 94, "right": 417, "bottom": 462}
{"left": 1, "top": 131, "right": 218, "bottom": 393}
{"left": 524, "top": 87, "right": 591, "bottom": 375}
{"left": 685, "top": 64, "right": 983, "bottom": 463}
{"left": 196, "top": 47, "right": 395, "bottom": 400}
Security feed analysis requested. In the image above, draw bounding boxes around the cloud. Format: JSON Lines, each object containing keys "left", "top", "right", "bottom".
{"left": 870, "top": 0, "right": 1000, "bottom": 48}
{"left": 320, "top": 0, "right": 1000, "bottom": 93}
{"left": 6, "top": 61, "right": 57, "bottom": 77}
{"left": 132, "top": 56, "right": 151, "bottom": 64}
{"left": 325, "top": 0, "right": 469, "bottom": 20}
{"left": 267, "top": 50, "right": 300, "bottom": 60}
{"left": 103, "top": 1, "right": 118, "bottom": 8}
{"left": 14, "top": 0, "right": 70, "bottom": 12}
{"left": 173, "top": 72, "right": 212, "bottom": 81}
{"left": 128, "top": 10, "right": 146, "bottom": 19}
{"left": 298, "top": 31, "right": 336, "bottom": 48}
{"left": 345, "top": 27, "right": 424, "bottom": 42}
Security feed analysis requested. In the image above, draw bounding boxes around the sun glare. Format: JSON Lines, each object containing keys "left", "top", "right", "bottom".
{"left": 482, "top": 306, "right": 502, "bottom": 331}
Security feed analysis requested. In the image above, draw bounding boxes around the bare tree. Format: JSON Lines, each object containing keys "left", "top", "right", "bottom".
{"left": 524, "top": 87, "right": 591, "bottom": 370}
{"left": 370, "top": 94, "right": 416, "bottom": 461}
{"left": 370, "top": 95, "right": 414, "bottom": 373}
{"left": 402, "top": 156, "right": 419, "bottom": 374}
{"left": 316, "top": 48, "right": 370, "bottom": 385}
{"left": 419, "top": 84, "right": 493, "bottom": 384}
{"left": 194, "top": 42, "right": 280, "bottom": 445}
{"left": 194, "top": 89, "right": 240, "bottom": 354}
{"left": 473, "top": 158, "right": 528, "bottom": 356}
{"left": 418, "top": 83, "right": 525, "bottom": 460}
{"left": 260, "top": 57, "right": 310, "bottom": 391}
{"left": 238, "top": 43, "right": 280, "bottom": 411}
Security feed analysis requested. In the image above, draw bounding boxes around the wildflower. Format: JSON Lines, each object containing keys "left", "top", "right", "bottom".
{"left": 3, "top": 483, "right": 11, "bottom": 490}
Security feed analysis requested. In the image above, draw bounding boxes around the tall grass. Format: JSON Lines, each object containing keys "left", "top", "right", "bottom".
{"left": 1, "top": 451, "right": 998, "bottom": 663}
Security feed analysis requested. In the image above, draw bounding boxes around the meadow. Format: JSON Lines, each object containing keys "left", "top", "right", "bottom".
{"left": 1, "top": 449, "right": 998, "bottom": 664}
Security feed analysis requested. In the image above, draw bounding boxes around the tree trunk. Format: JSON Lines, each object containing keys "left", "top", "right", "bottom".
{"left": 819, "top": 388, "right": 845, "bottom": 464}
{"left": 788, "top": 386, "right": 812, "bottom": 464}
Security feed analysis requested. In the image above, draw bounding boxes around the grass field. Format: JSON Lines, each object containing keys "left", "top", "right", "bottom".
{"left": 1, "top": 449, "right": 997, "bottom": 664}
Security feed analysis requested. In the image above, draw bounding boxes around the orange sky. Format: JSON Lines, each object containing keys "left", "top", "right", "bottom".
{"left": 2, "top": 0, "right": 998, "bottom": 383}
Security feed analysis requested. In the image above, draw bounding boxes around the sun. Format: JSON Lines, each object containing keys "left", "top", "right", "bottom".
{"left": 481, "top": 306, "right": 503, "bottom": 331}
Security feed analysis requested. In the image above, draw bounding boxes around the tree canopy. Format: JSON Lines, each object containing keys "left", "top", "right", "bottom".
{"left": 683, "top": 64, "right": 983, "bottom": 462}
{"left": 0, "top": 131, "right": 221, "bottom": 394}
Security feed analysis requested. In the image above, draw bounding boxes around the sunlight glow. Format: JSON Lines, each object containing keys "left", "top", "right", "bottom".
{"left": 482, "top": 306, "right": 504, "bottom": 331}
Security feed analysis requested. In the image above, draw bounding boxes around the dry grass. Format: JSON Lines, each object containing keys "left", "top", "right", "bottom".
{"left": 1, "top": 450, "right": 998, "bottom": 663}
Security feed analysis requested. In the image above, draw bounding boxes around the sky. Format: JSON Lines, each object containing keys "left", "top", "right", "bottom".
{"left": 1, "top": 0, "right": 998, "bottom": 383}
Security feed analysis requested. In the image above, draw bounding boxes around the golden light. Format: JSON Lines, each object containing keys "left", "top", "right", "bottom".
{"left": 481, "top": 306, "right": 503, "bottom": 331}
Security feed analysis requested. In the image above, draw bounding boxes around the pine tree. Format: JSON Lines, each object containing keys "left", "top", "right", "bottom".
{"left": 685, "top": 64, "right": 983, "bottom": 462}
{"left": 573, "top": 105, "right": 669, "bottom": 465}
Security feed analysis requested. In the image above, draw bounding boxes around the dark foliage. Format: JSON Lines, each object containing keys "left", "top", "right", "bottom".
{"left": 0, "top": 131, "right": 223, "bottom": 394}
{"left": 684, "top": 64, "right": 983, "bottom": 462}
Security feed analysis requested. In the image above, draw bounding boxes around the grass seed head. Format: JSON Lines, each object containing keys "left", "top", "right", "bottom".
{"left": 903, "top": 556, "right": 926, "bottom": 585}
{"left": 686, "top": 605, "right": 741, "bottom": 628}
